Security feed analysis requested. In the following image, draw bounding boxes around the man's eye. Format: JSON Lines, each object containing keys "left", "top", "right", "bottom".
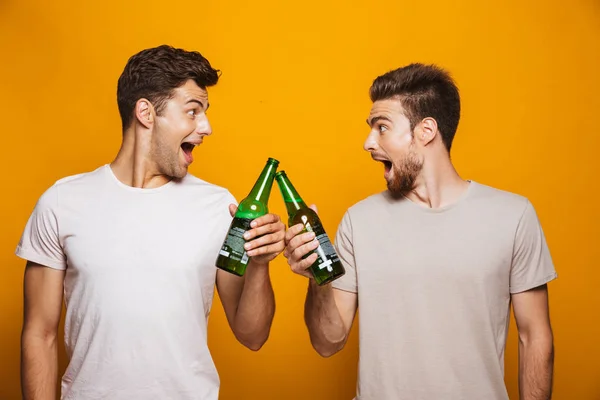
{"left": 379, "top": 125, "right": 388, "bottom": 133}
{"left": 187, "top": 110, "right": 196, "bottom": 117}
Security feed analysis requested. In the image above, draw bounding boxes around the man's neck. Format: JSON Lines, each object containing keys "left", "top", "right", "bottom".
{"left": 110, "top": 129, "right": 171, "bottom": 189}
{"left": 405, "top": 156, "right": 470, "bottom": 209}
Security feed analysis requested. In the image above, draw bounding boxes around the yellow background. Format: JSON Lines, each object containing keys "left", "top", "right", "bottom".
{"left": 1, "top": 0, "right": 599, "bottom": 399}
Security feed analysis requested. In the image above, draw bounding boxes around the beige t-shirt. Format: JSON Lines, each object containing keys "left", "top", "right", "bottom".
{"left": 332, "top": 181, "right": 557, "bottom": 400}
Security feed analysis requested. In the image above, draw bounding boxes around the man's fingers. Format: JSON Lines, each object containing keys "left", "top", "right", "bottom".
{"left": 283, "top": 231, "right": 316, "bottom": 264}
{"left": 284, "top": 223, "right": 305, "bottom": 243}
{"left": 291, "top": 253, "right": 318, "bottom": 274}
{"left": 309, "top": 204, "right": 318, "bottom": 214}
{"left": 228, "top": 204, "right": 238, "bottom": 218}
{"left": 245, "top": 230, "right": 285, "bottom": 252}
{"left": 247, "top": 241, "right": 286, "bottom": 257}
{"left": 290, "top": 238, "right": 319, "bottom": 264}
{"left": 280, "top": 220, "right": 320, "bottom": 279}
{"left": 287, "top": 231, "right": 316, "bottom": 252}
{"left": 250, "top": 213, "right": 280, "bottom": 228}
{"left": 244, "top": 221, "right": 284, "bottom": 241}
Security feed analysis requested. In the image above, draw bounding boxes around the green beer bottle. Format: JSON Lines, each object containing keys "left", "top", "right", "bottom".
{"left": 216, "top": 158, "right": 279, "bottom": 276}
{"left": 275, "top": 171, "right": 345, "bottom": 285}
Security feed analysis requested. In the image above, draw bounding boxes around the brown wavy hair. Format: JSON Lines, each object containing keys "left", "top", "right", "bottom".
{"left": 370, "top": 63, "right": 460, "bottom": 152}
{"left": 117, "top": 45, "right": 220, "bottom": 130}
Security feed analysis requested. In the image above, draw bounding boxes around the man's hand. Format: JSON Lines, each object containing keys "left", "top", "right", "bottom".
{"left": 282, "top": 204, "right": 319, "bottom": 279}
{"left": 229, "top": 204, "right": 285, "bottom": 266}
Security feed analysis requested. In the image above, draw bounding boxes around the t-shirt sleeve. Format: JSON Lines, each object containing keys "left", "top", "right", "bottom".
{"left": 222, "top": 190, "right": 238, "bottom": 215}
{"left": 510, "top": 200, "right": 557, "bottom": 294}
{"left": 332, "top": 211, "right": 358, "bottom": 293}
{"left": 224, "top": 191, "right": 239, "bottom": 208}
{"left": 15, "top": 186, "right": 67, "bottom": 270}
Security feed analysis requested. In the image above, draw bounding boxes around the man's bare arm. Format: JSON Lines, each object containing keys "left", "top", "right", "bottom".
{"left": 283, "top": 220, "right": 358, "bottom": 357}
{"left": 304, "top": 282, "right": 357, "bottom": 357}
{"left": 512, "top": 284, "right": 554, "bottom": 400}
{"left": 216, "top": 205, "right": 284, "bottom": 351}
{"left": 21, "top": 261, "right": 65, "bottom": 400}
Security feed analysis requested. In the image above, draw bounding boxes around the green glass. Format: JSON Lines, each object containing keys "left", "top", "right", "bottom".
{"left": 275, "top": 171, "right": 345, "bottom": 285}
{"left": 216, "top": 158, "right": 279, "bottom": 276}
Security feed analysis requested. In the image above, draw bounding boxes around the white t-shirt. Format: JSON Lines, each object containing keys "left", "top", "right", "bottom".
{"left": 16, "top": 164, "right": 236, "bottom": 400}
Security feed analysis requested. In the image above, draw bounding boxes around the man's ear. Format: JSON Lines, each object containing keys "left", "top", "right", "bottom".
{"left": 416, "top": 117, "right": 438, "bottom": 146}
{"left": 135, "top": 99, "right": 154, "bottom": 129}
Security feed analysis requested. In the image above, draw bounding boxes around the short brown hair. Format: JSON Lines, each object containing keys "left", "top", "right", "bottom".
{"left": 370, "top": 63, "right": 460, "bottom": 152}
{"left": 117, "top": 45, "right": 220, "bottom": 130}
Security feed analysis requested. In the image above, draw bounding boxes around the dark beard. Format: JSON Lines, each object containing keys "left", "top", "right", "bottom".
{"left": 387, "top": 154, "right": 422, "bottom": 199}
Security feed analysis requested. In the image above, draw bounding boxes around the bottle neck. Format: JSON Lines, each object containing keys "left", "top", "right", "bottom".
{"left": 247, "top": 160, "right": 279, "bottom": 203}
{"left": 275, "top": 173, "right": 307, "bottom": 216}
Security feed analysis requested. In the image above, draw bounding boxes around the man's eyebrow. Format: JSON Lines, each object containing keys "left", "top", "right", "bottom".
{"left": 367, "top": 115, "right": 392, "bottom": 126}
{"left": 186, "top": 99, "right": 209, "bottom": 110}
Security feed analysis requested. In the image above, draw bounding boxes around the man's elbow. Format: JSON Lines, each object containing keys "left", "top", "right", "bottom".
{"left": 236, "top": 331, "right": 270, "bottom": 352}
{"left": 314, "top": 345, "right": 342, "bottom": 358}
{"left": 244, "top": 342, "right": 265, "bottom": 352}
{"left": 311, "top": 337, "right": 346, "bottom": 358}
{"left": 519, "top": 327, "right": 554, "bottom": 350}
{"left": 21, "top": 325, "right": 58, "bottom": 349}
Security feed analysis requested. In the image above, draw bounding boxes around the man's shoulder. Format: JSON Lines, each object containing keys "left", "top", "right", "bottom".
{"left": 469, "top": 181, "right": 530, "bottom": 211}
{"left": 343, "top": 183, "right": 533, "bottom": 220}
{"left": 346, "top": 190, "right": 404, "bottom": 215}
{"left": 181, "top": 173, "right": 236, "bottom": 203}
{"left": 51, "top": 165, "right": 107, "bottom": 189}
{"left": 36, "top": 165, "right": 107, "bottom": 204}
{"left": 338, "top": 191, "right": 395, "bottom": 227}
{"left": 349, "top": 190, "right": 384, "bottom": 208}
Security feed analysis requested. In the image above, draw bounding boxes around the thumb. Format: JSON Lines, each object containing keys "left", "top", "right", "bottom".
{"left": 309, "top": 204, "right": 319, "bottom": 215}
{"left": 228, "top": 203, "right": 238, "bottom": 218}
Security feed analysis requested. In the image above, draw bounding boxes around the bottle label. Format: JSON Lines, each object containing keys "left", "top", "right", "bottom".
{"left": 305, "top": 221, "right": 340, "bottom": 271}
{"left": 220, "top": 218, "right": 253, "bottom": 265}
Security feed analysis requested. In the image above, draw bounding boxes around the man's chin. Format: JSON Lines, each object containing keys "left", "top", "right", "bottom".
{"left": 387, "top": 186, "right": 406, "bottom": 199}
{"left": 171, "top": 165, "right": 189, "bottom": 180}
{"left": 386, "top": 178, "right": 412, "bottom": 199}
{"left": 386, "top": 180, "right": 400, "bottom": 197}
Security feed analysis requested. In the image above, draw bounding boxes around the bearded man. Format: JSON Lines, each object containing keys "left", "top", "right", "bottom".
{"left": 282, "top": 63, "right": 556, "bottom": 400}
